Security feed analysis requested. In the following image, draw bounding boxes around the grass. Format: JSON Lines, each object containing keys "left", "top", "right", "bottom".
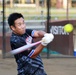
{"left": 1, "top": 6, "right": 76, "bottom": 20}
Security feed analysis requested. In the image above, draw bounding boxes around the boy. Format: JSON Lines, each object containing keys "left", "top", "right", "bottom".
{"left": 8, "top": 13, "right": 54, "bottom": 75}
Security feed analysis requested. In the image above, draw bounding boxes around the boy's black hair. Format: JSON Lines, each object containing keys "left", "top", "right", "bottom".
{"left": 8, "top": 12, "right": 24, "bottom": 26}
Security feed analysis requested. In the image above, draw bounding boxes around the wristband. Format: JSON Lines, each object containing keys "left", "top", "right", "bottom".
{"left": 28, "top": 49, "right": 35, "bottom": 57}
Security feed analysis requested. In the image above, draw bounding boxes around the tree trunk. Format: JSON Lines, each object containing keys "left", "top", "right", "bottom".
{"left": 56, "top": 0, "right": 62, "bottom": 9}
{"left": 35, "top": 0, "right": 39, "bottom": 6}
{"left": 35, "top": 0, "right": 39, "bottom": 10}
{"left": 44, "top": 0, "right": 47, "bottom": 8}
{"left": 18, "top": 0, "right": 21, "bottom": 4}
{"left": 31, "top": 0, "right": 33, "bottom": 3}
{"left": 63, "top": 0, "right": 71, "bottom": 9}
{"left": 21, "top": 0, "right": 25, "bottom": 4}
{"left": 10, "top": 0, "right": 13, "bottom": 8}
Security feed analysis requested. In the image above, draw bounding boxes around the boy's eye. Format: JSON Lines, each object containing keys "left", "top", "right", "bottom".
{"left": 18, "top": 23, "right": 21, "bottom": 25}
{"left": 18, "top": 23, "right": 24, "bottom": 26}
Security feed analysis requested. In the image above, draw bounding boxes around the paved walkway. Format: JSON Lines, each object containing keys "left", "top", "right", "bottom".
{"left": 0, "top": 54, "right": 76, "bottom": 75}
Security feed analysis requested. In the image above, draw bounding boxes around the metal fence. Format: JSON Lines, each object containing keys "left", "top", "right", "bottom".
{"left": 1, "top": 14, "right": 76, "bottom": 58}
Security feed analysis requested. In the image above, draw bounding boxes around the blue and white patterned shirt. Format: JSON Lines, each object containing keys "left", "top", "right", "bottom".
{"left": 10, "top": 29, "right": 47, "bottom": 75}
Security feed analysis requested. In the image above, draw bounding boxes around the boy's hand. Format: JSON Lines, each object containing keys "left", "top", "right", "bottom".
{"left": 41, "top": 33, "right": 54, "bottom": 46}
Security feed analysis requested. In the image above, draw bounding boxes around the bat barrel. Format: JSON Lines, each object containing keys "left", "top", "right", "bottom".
{"left": 10, "top": 41, "right": 41, "bottom": 54}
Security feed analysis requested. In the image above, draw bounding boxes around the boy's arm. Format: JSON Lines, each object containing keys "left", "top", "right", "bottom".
{"left": 32, "top": 30, "right": 46, "bottom": 38}
{"left": 29, "top": 44, "right": 44, "bottom": 58}
{"left": 28, "top": 33, "right": 54, "bottom": 58}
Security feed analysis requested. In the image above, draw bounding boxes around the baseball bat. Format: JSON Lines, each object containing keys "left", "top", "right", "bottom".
{"left": 10, "top": 40, "right": 41, "bottom": 55}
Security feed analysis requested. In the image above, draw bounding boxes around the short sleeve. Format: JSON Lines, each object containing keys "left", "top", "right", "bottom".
{"left": 31, "top": 30, "right": 36, "bottom": 37}
{"left": 26, "top": 29, "right": 36, "bottom": 37}
{"left": 26, "top": 29, "right": 33, "bottom": 36}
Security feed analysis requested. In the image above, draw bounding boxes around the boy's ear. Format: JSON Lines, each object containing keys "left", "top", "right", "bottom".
{"left": 10, "top": 26, "right": 15, "bottom": 31}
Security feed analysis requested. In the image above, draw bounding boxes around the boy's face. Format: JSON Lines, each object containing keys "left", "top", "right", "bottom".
{"left": 11, "top": 17, "right": 26, "bottom": 35}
